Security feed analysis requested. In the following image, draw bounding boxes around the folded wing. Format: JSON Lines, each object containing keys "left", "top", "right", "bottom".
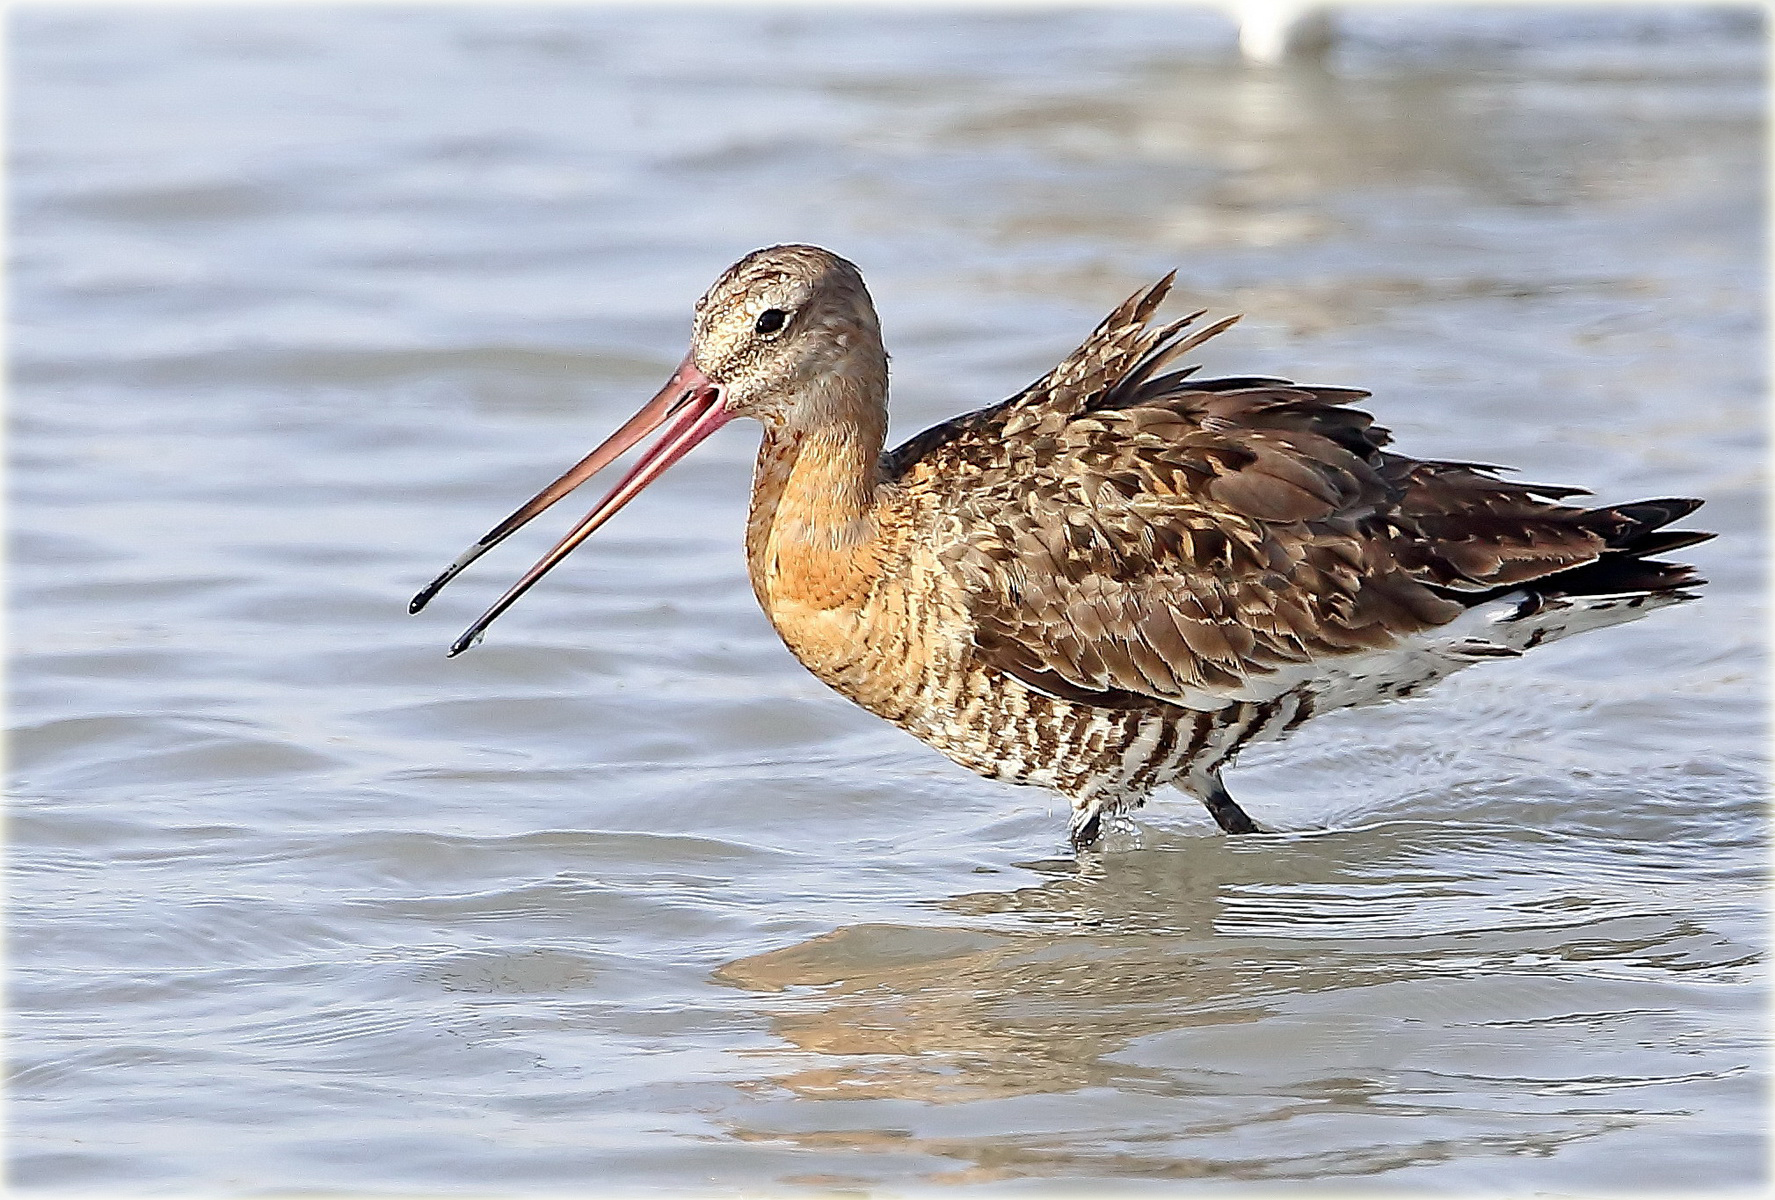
{"left": 886, "top": 276, "right": 1709, "bottom": 709}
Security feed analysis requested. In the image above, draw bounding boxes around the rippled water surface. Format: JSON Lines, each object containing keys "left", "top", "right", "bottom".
{"left": 11, "top": 7, "right": 1766, "bottom": 1193}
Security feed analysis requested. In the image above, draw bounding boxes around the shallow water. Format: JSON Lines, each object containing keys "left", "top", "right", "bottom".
{"left": 10, "top": 6, "right": 1767, "bottom": 1194}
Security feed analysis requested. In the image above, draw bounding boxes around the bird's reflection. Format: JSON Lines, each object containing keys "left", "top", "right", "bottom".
{"left": 715, "top": 838, "right": 1261, "bottom": 1104}
{"left": 710, "top": 823, "right": 1739, "bottom": 1183}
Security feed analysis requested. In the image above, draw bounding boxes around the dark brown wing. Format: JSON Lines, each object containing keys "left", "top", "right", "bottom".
{"left": 886, "top": 277, "right": 1708, "bottom": 707}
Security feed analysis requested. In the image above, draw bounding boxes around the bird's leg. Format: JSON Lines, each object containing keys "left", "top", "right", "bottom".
{"left": 1198, "top": 770, "right": 1263, "bottom": 834}
{"left": 1068, "top": 802, "right": 1105, "bottom": 851}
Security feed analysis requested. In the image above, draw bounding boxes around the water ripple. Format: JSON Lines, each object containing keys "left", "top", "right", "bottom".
{"left": 11, "top": 7, "right": 1764, "bottom": 1194}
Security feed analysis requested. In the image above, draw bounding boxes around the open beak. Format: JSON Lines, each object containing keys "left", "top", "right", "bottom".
{"left": 410, "top": 353, "right": 732, "bottom": 656}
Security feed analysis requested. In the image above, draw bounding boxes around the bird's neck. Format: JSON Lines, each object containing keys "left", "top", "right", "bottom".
{"left": 744, "top": 389, "right": 888, "bottom": 621}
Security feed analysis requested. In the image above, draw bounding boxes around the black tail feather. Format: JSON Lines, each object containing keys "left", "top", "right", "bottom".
{"left": 1619, "top": 528, "right": 1716, "bottom": 557}
{"left": 1437, "top": 496, "right": 1712, "bottom": 606}
{"left": 1591, "top": 497, "right": 1710, "bottom": 547}
{"left": 1533, "top": 495, "right": 1711, "bottom": 598}
{"left": 1533, "top": 555, "right": 1707, "bottom": 599}
{"left": 1605, "top": 497, "right": 1706, "bottom": 536}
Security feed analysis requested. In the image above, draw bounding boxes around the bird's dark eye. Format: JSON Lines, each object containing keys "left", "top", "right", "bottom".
{"left": 754, "top": 308, "right": 788, "bottom": 336}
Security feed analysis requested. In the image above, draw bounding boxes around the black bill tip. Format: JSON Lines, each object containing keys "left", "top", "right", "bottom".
{"left": 409, "top": 577, "right": 445, "bottom": 615}
{"left": 410, "top": 552, "right": 480, "bottom": 614}
{"left": 446, "top": 627, "right": 485, "bottom": 658}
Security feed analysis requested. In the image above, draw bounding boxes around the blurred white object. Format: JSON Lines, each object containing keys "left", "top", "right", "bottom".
{"left": 1232, "top": 0, "right": 1336, "bottom": 63}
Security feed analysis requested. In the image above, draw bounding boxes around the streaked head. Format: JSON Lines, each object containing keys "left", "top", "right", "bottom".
{"left": 408, "top": 244, "right": 886, "bottom": 654}
{"left": 689, "top": 244, "right": 886, "bottom": 427}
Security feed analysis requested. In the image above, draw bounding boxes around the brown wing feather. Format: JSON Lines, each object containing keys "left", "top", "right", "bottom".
{"left": 885, "top": 279, "right": 1709, "bottom": 707}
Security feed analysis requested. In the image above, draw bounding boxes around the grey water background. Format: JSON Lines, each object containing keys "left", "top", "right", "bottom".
{"left": 10, "top": 5, "right": 1766, "bottom": 1193}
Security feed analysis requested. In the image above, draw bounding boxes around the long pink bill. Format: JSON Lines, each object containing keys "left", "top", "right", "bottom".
{"left": 407, "top": 356, "right": 732, "bottom": 656}
{"left": 409, "top": 354, "right": 716, "bottom": 616}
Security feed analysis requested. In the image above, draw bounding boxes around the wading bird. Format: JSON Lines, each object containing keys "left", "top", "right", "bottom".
{"left": 412, "top": 246, "right": 1708, "bottom": 848}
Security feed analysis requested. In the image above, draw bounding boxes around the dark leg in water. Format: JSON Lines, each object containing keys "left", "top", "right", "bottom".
{"left": 1200, "top": 771, "right": 1262, "bottom": 834}
{"left": 1068, "top": 805, "right": 1104, "bottom": 851}
{"left": 1072, "top": 773, "right": 1259, "bottom": 849}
